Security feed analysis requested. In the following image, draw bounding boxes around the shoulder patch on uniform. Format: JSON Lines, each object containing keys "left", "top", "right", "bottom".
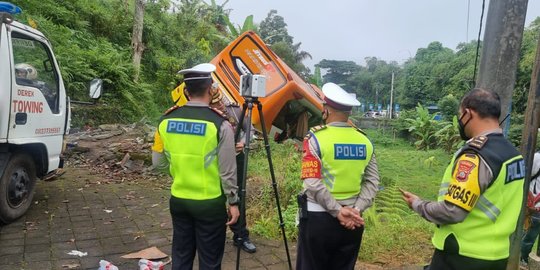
{"left": 209, "top": 107, "right": 228, "bottom": 119}
{"left": 468, "top": 135, "right": 488, "bottom": 149}
{"left": 163, "top": 105, "right": 179, "bottom": 115}
{"left": 353, "top": 126, "right": 367, "bottom": 135}
{"left": 309, "top": 125, "right": 327, "bottom": 133}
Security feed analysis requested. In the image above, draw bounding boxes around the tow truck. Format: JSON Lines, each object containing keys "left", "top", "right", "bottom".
{"left": 0, "top": 2, "right": 101, "bottom": 223}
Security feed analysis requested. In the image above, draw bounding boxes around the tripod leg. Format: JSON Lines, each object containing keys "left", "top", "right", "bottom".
{"left": 256, "top": 101, "right": 293, "bottom": 270}
{"left": 236, "top": 99, "right": 254, "bottom": 270}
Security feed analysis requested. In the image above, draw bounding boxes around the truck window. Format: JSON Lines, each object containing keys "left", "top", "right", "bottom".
{"left": 11, "top": 32, "right": 60, "bottom": 114}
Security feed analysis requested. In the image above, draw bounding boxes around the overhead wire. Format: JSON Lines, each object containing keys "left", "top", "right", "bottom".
{"left": 472, "top": 0, "right": 486, "bottom": 87}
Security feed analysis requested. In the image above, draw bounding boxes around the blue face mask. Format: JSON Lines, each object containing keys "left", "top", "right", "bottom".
{"left": 458, "top": 110, "right": 472, "bottom": 141}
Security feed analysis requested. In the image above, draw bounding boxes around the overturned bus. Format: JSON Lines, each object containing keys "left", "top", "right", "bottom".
{"left": 171, "top": 31, "right": 324, "bottom": 140}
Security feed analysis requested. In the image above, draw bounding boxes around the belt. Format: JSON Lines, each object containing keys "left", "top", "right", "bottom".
{"left": 307, "top": 201, "right": 327, "bottom": 212}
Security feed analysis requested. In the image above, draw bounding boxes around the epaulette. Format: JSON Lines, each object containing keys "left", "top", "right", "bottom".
{"left": 163, "top": 105, "right": 179, "bottom": 115}
{"left": 352, "top": 126, "right": 367, "bottom": 135}
{"left": 304, "top": 125, "right": 326, "bottom": 140}
{"left": 309, "top": 124, "right": 327, "bottom": 133}
{"left": 209, "top": 107, "right": 229, "bottom": 120}
{"left": 468, "top": 135, "right": 488, "bottom": 150}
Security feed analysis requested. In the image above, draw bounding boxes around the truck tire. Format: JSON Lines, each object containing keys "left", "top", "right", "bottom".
{"left": 0, "top": 153, "right": 36, "bottom": 223}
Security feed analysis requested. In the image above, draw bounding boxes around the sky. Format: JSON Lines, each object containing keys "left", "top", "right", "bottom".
{"left": 224, "top": 0, "right": 540, "bottom": 70}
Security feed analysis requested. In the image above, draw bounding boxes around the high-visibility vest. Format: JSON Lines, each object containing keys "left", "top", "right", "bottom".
{"left": 158, "top": 106, "right": 225, "bottom": 200}
{"left": 432, "top": 133, "right": 525, "bottom": 260}
{"left": 311, "top": 125, "right": 373, "bottom": 200}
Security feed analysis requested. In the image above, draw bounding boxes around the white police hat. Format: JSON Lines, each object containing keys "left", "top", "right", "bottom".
{"left": 178, "top": 63, "right": 216, "bottom": 81}
{"left": 322, "top": 82, "right": 360, "bottom": 110}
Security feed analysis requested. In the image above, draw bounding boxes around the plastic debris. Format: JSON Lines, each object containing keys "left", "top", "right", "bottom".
{"left": 138, "top": 258, "right": 165, "bottom": 270}
{"left": 98, "top": 260, "right": 119, "bottom": 270}
{"left": 67, "top": 250, "right": 87, "bottom": 257}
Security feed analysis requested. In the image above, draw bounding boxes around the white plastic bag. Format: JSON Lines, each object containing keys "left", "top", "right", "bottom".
{"left": 138, "top": 258, "right": 164, "bottom": 270}
{"left": 98, "top": 260, "right": 119, "bottom": 270}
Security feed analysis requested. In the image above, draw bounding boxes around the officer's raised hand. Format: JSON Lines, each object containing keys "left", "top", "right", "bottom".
{"left": 226, "top": 205, "right": 240, "bottom": 225}
{"left": 400, "top": 188, "right": 419, "bottom": 209}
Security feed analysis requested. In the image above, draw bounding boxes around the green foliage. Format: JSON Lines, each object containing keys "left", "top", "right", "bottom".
{"left": 434, "top": 116, "right": 463, "bottom": 153}
{"left": 514, "top": 17, "right": 540, "bottom": 113}
{"left": 437, "top": 94, "right": 459, "bottom": 120}
{"left": 258, "top": 9, "right": 311, "bottom": 77}
{"left": 404, "top": 104, "right": 439, "bottom": 150}
{"left": 13, "top": 0, "right": 232, "bottom": 125}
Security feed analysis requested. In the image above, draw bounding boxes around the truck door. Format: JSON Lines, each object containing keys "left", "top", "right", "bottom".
{"left": 7, "top": 29, "right": 66, "bottom": 174}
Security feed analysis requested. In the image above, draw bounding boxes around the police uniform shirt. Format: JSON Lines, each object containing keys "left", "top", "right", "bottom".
{"left": 303, "top": 121, "right": 380, "bottom": 217}
{"left": 411, "top": 129, "right": 503, "bottom": 225}
{"left": 151, "top": 101, "right": 239, "bottom": 204}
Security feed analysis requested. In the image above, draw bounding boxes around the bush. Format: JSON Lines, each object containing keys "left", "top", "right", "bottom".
{"left": 438, "top": 94, "right": 459, "bottom": 120}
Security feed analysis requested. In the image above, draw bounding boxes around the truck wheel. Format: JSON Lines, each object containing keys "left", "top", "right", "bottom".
{"left": 0, "top": 153, "right": 36, "bottom": 223}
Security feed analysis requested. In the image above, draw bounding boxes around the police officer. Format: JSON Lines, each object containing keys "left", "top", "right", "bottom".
{"left": 402, "top": 88, "right": 525, "bottom": 270}
{"left": 209, "top": 90, "right": 257, "bottom": 253}
{"left": 152, "top": 63, "right": 240, "bottom": 270}
{"left": 296, "top": 83, "right": 380, "bottom": 270}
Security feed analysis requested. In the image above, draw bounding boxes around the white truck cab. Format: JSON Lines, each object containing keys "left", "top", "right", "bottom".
{"left": 0, "top": 3, "right": 101, "bottom": 223}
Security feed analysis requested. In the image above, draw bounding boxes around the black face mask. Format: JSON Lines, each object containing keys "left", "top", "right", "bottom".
{"left": 458, "top": 111, "right": 472, "bottom": 141}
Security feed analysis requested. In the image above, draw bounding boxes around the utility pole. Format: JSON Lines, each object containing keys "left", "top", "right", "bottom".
{"left": 475, "top": 0, "right": 528, "bottom": 136}
{"left": 511, "top": 28, "right": 540, "bottom": 270}
{"left": 389, "top": 71, "right": 394, "bottom": 119}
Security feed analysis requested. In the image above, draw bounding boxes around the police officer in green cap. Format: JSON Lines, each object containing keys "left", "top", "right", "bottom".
{"left": 402, "top": 88, "right": 525, "bottom": 270}
{"left": 296, "top": 82, "right": 380, "bottom": 270}
{"left": 152, "top": 63, "right": 239, "bottom": 270}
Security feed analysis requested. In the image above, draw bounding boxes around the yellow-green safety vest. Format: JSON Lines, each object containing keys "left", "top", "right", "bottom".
{"left": 432, "top": 134, "right": 524, "bottom": 260}
{"left": 312, "top": 126, "right": 373, "bottom": 200}
{"left": 158, "top": 106, "right": 224, "bottom": 200}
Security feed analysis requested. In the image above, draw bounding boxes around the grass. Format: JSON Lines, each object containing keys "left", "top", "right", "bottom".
{"left": 244, "top": 128, "right": 451, "bottom": 266}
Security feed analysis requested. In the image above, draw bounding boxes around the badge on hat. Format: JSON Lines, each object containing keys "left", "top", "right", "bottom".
{"left": 322, "top": 83, "right": 360, "bottom": 111}
{"left": 178, "top": 63, "right": 216, "bottom": 81}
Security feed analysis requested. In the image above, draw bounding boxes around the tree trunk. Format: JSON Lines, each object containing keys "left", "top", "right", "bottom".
{"left": 132, "top": 0, "right": 145, "bottom": 82}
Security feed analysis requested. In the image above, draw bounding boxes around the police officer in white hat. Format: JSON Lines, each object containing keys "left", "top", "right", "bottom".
{"left": 152, "top": 63, "right": 240, "bottom": 270}
{"left": 296, "top": 82, "right": 380, "bottom": 270}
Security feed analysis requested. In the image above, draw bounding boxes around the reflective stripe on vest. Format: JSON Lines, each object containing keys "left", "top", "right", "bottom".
{"left": 158, "top": 118, "right": 221, "bottom": 200}
{"left": 313, "top": 126, "right": 373, "bottom": 200}
{"left": 432, "top": 155, "right": 524, "bottom": 260}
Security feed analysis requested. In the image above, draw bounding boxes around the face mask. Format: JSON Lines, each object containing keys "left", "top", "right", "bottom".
{"left": 458, "top": 110, "right": 472, "bottom": 141}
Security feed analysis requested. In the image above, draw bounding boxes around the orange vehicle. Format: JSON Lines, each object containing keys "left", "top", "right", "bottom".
{"left": 172, "top": 31, "right": 324, "bottom": 140}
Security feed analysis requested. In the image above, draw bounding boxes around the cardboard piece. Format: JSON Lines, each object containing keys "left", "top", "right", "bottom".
{"left": 121, "top": 246, "right": 168, "bottom": 260}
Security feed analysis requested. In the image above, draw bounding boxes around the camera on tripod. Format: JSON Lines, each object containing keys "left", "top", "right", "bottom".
{"left": 240, "top": 74, "right": 266, "bottom": 98}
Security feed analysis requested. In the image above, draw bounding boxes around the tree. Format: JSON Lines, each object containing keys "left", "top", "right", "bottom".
{"left": 259, "top": 9, "right": 293, "bottom": 45}
{"left": 438, "top": 94, "right": 459, "bottom": 120}
{"left": 132, "top": 0, "right": 146, "bottom": 82}
{"left": 258, "top": 9, "right": 311, "bottom": 77}
{"left": 317, "top": 59, "right": 360, "bottom": 88}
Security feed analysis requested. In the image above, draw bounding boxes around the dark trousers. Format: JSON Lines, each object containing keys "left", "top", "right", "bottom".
{"left": 521, "top": 214, "right": 540, "bottom": 262}
{"left": 427, "top": 249, "right": 507, "bottom": 270}
{"left": 230, "top": 152, "right": 250, "bottom": 241}
{"left": 296, "top": 211, "right": 364, "bottom": 270}
{"left": 170, "top": 196, "right": 227, "bottom": 270}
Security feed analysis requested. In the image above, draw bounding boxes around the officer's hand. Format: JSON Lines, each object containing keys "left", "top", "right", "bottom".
{"left": 235, "top": 142, "right": 244, "bottom": 153}
{"left": 400, "top": 189, "right": 419, "bottom": 209}
{"left": 226, "top": 205, "right": 240, "bottom": 225}
{"left": 337, "top": 207, "right": 363, "bottom": 230}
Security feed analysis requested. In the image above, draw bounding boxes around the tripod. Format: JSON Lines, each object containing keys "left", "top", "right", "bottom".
{"left": 234, "top": 97, "right": 292, "bottom": 270}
